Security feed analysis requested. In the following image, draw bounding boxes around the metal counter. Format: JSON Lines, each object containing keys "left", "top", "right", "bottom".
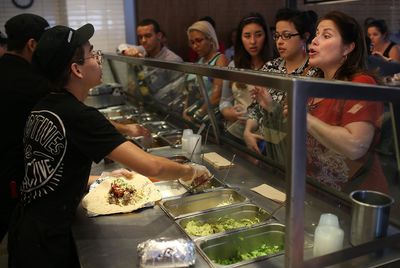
{"left": 72, "top": 143, "right": 400, "bottom": 267}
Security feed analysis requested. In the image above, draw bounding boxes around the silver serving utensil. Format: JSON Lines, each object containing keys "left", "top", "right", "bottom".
{"left": 187, "top": 174, "right": 214, "bottom": 193}
{"left": 188, "top": 136, "right": 201, "bottom": 162}
{"left": 266, "top": 202, "right": 286, "bottom": 221}
{"left": 197, "top": 122, "right": 206, "bottom": 135}
{"left": 222, "top": 154, "right": 236, "bottom": 184}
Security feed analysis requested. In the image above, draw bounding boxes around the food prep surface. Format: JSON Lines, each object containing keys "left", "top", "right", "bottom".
{"left": 73, "top": 143, "right": 400, "bottom": 267}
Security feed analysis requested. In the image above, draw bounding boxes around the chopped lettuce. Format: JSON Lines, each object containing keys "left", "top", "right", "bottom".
{"left": 184, "top": 217, "right": 260, "bottom": 236}
{"left": 213, "top": 244, "right": 283, "bottom": 265}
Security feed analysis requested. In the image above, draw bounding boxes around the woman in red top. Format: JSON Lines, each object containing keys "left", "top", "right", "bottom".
{"left": 307, "top": 11, "right": 387, "bottom": 192}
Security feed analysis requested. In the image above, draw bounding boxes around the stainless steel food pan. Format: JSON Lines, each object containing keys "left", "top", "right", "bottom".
{"left": 159, "top": 189, "right": 248, "bottom": 219}
{"left": 196, "top": 223, "right": 285, "bottom": 267}
{"left": 167, "top": 155, "right": 191, "bottom": 164}
{"left": 136, "top": 113, "right": 160, "bottom": 123}
{"left": 158, "top": 132, "right": 182, "bottom": 147}
{"left": 154, "top": 180, "right": 187, "bottom": 199}
{"left": 142, "top": 121, "right": 176, "bottom": 135}
{"left": 129, "top": 136, "right": 170, "bottom": 151}
{"left": 176, "top": 203, "right": 274, "bottom": 240}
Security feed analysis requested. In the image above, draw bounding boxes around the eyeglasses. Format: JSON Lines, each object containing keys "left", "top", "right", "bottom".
{"left": 83, "top": 50, "right": 103, "bottom": 64}
{"left": 273, "top": 32, "right": 300, "bottom": 41}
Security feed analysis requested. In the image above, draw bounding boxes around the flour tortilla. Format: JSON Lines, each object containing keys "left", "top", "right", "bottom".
{"left": 82, "top": 173, "right": 162, "bottom": 216}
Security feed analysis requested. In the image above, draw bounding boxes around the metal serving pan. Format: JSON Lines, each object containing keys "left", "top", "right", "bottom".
{"left": 196, "top": 223, "right": 285, "bottom": 267}
{"left": 158, "top": 132, "right": 182, "bottom": 147}
{"left": 167, "top": 155, "right": 190, "bottom": 164}
{"left": 129, "top": 136, "right": 170, "bottom": 151}
{"left": 136, "top": 113, "right": 160, "bottom": 123}
{"left": 141, "top": 121, "right": 176, "bottom": 135}
{"left": 159, "top": 189, "right": 248, "bottom": 220}
{"left": 179, "top": 176, "right": 225, "bottom": 194}
{"left": 176, "top": 203, "right": 274, "bottom": 240}
{"left": 154, "top": 180, "right": 187, "bottom": 199}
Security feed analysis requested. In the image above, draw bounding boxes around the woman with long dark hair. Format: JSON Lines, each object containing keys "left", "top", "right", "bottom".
{"left": 219, "top": 13, "right": 274, "bottom": 141}
{"left": 307, "top": 11, "right": 387, "bottom": 192}
{"left": 243, "top": 8, "right": 319, "bottom": 165}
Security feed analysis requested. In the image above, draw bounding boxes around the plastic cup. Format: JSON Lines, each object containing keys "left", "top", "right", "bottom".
{"left": 318, "top": 213, "right": 339, "bottom": 227}
{"left": 181, "top": 129, "right": 193, "bottom": 152}
{"left": 187, "top": 134, "right": 201, "bottom": 155}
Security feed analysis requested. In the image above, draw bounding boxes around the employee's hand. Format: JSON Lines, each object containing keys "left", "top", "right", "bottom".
{"left": 106, "top": 168, "right": 135, "bottom": 179}
{"left": 181, "top": 163, "right": 211, "bottom": 184}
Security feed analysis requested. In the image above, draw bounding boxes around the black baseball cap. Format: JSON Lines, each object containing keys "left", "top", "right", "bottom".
{"left": 5, "top": 13, "right": 50, "bottom": 44}
{"left": 33, "top": 23, "right": 94, "bottom": 82}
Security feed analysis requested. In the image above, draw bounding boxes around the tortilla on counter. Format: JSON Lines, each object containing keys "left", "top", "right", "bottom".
{"left": 82, "top": 173, "right": 162, "bottom": 216}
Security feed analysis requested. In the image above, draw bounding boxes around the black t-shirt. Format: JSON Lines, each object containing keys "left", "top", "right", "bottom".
{"left": 0, "top": 54, "right": 50, "bottom": 201}
{"left": 20, "top": 90, "right": 126, "bottom": 219}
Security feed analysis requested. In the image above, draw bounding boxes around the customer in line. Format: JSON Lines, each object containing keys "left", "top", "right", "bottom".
{"left": 8, "top": 23, "right": 210, "bottom": 268}
{"left": 243, "top": 8, "right": 319, "bottom": 166}
{"left": 307, "top": 11, "right": 387, "bottom": 192}
{"left": 184, "top": 20, "right": 229, "bottom": 123}
{"left": 219, "top": 13, "right": 274, "bottom": 142}
{"left": 117, "top": 18, "right": 183, "bottom": 93}
{"left": 0, "top": 13, "right": 50, "bottom": 243}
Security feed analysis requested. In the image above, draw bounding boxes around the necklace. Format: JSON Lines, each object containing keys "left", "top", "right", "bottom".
{"left": 308, "top": 98, "right": 322, "bottom": 112}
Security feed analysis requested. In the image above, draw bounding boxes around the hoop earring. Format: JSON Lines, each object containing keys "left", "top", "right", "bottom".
{"left": 342, "top": 54, "right": 348, "bottom": 64}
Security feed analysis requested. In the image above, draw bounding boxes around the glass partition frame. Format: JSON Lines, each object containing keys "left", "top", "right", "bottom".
{"left": 103, "top": 53, "right": 400, "bottom": 268}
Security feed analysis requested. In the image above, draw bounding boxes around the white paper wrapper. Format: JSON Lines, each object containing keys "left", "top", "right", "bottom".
{"left": 137, "top": 237, "right": 196, "bottom": 267}
{"left": 82, "top": 173, "right": 161, "bottom": 217}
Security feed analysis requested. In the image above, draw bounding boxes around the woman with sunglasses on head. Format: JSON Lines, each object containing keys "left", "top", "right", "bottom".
{"left": 219, "top": 13, "right": 274, "bottom": 142}
{"left": 367, "top": 19, "right": 400, "bottom": 62}
{"left": 184, "top": 20, "right": 229, "bottom": 123}
{"left": 307, "top": 11, "right": 387, "bottom": 192}
{"left": 243, "top": 8, "right": 319, "bottom": 166}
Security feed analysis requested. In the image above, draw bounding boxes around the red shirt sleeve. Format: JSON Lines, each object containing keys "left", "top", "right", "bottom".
{"left": 341, "top": 75, "right": 383, "bottom": 128}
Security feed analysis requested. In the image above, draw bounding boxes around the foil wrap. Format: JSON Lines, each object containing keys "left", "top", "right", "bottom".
{"left": 137, "top": 237, "right": 196, "bottom": 267}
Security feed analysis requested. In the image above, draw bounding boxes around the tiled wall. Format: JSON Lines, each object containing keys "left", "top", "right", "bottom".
{"left": 0, "top": 0, "right": 125, "bottom": 53}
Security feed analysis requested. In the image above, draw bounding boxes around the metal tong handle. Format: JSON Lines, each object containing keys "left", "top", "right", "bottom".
{"left": 188, "top": 174, "right": 214, "bottom": 193}
{"left": 222, "top": 154, "right": 236, "bottom": 184}
{"left": 189, "top": 136, "right": 201, "bottom": 162}
{"left": 266, "top": 202, "right": 286, "bottom": 221}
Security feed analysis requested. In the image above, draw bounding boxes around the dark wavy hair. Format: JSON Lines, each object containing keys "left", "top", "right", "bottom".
{"left": 320, "top": 11, "right": 368, "bottom": 81}
{"left": 367, "top": 19, "right": 389, "bottom": 39}
{"left": 137, "top": 18, "right": 161, "bottom": 33}
{"left": 275, "top": 8, "right": 317, "bottom": 44}
{"left": 234, "top": 13, "right": 274, "bottom": 69}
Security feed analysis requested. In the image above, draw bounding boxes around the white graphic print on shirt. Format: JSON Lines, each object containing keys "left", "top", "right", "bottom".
{"left": 21, "top": 110, "right": 67, "bottom": 203}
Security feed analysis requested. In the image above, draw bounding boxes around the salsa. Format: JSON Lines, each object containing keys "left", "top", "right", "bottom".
{"left": 108, "top": 178, "right": 137, "bottom": 206}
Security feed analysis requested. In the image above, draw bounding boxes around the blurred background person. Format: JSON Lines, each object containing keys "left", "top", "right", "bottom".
{"left": 363, "top": 17, "right": 375, "bottom": 55}
{"left": 308, "top": 11, "right": 387, "bottom": 192}
{"left": 219, "top": 13, "right": 274, "bottom": 142}
{"left": 367, "top": 19, "right": 400, "bottom": 62}
{"left": 224, "top": 28, "right": 237, "bottom": 61}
